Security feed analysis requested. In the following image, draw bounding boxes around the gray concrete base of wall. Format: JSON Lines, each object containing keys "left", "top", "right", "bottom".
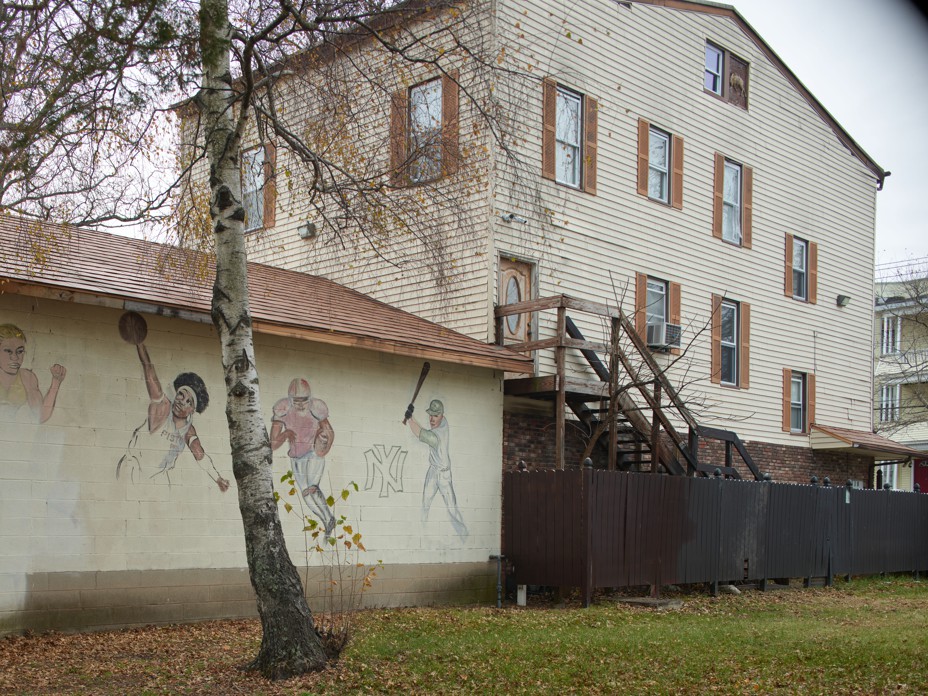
{"left": 0, "top": 562, "right": 495, "bottom": 636}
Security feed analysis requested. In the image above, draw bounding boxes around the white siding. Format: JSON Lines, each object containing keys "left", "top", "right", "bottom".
{"left": 491, "top": 0, "right": 878, "bottom": 444}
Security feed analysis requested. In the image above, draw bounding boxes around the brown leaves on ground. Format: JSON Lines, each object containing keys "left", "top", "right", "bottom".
{"left": 0, "top": 619, "right": 344, "bottom": 695}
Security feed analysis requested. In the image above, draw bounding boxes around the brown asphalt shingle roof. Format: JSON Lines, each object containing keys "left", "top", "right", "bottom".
{"left": 0, "top": 217, "right": 532, "bottom": 373}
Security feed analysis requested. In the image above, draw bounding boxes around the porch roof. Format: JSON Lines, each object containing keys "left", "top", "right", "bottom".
{"left": 0, "top": 217, "right": 533, "bottom": 374}
{"left": 811, "top": 424, "right": 926, "bottom": 461}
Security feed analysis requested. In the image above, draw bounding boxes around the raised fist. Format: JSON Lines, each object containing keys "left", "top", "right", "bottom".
{"left": 50, "top": 364, "right": 66, "bottom": 382}
{"left": 403, "top": 404, "right": 414, "bottom": 422}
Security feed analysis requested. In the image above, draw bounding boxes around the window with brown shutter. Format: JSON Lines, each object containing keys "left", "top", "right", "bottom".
{"left": 389, "top": 74, "right": 459, "bottom": 187}
{"left": 714, "top": 154, "right": 751, "bottom": 247}
{"left": 783, "top": 368, "right": 813, "bottom": 433}
{"left": 711, "top": 294, "right": 746, "bottom": 388}
{"left": 638, "top": 118, "right": 683, "bottom": 209}
{"left": 542, "top": 78, "right": 597, "bottom": 193}
{"left": 786, "top": 235, "right": 817, "bottom": 303}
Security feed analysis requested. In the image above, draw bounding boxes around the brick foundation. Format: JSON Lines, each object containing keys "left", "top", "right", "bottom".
{"left": 504, "top": 412, "right": 875, "bottom": 486}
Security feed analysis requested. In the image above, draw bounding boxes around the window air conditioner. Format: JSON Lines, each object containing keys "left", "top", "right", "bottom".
{"left": 646, "top": 322, "right": 682, "bottom": 349}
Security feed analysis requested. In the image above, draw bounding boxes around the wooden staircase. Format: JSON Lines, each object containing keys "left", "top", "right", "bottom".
{"left": 496, "top": 295, "right": 762, "bottom": 479}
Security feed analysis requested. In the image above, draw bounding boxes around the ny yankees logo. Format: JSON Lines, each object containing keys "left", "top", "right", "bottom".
{"left": 364, "top": 444, "right": 407, "bottom": 498}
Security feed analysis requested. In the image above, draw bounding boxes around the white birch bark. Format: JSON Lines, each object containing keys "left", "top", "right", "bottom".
{"left": 199, "top": 0, "right": 327, "bottom": 677}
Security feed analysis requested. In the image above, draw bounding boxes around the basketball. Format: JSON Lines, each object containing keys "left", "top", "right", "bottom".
{"left": 118, "top": 311, "right": 148, "bottom": 345}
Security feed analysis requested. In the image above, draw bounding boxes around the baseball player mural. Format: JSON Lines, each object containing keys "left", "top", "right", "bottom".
{"left": 405, "top": 390, "right": 468, "bottom": 542}
{"left": 271, "top": 378, "right": 336, "bottom": 536}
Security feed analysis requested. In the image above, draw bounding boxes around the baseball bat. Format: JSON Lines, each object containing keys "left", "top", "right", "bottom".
{"left": 403, "top": 361, "right": 431, "bottom": 424}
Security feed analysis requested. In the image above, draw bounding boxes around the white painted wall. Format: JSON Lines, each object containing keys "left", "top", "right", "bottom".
{"left": 0, "top": 294, "right": 504, "bottom": 623}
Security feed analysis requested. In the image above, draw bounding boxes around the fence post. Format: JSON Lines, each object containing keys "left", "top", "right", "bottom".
{"left": 581, "top": 460, "right": 594, "bottom": 607}
{"left": 712, "top": 467, "right": 723, "bottom": 596}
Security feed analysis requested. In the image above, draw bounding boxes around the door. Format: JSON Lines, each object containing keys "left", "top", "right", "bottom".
{"left": 499, "top": 257, "right": 534, "bottom": 346}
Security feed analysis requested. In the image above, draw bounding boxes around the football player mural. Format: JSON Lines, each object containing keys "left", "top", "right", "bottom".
{"left": 271, "top": 378, "right": 336, "bottom": 535}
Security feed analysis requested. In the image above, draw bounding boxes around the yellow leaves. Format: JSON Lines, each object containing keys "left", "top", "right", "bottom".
{"left": 284, "top": 502, "right": 292, "bottom": 513}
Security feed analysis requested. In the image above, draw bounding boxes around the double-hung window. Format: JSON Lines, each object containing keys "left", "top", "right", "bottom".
{"left": 637, "top": 273, "right": 681, "bottom": 352}
{"left": 705, "top": 43, "right": 723, "bottom": 95}
{"left": 881, "top": 315, "right": 901, "bottom": 355}
{"left": 790, "top": 372, "right": 806, "bottom": 432}
{"left": 784, "top": 234, "right": 817, "bottom": 302}
{"left": 714, "top": 154, "right": 751, "bottom": 247}
{"left": 646, "top": 278, "right": 667, "bottom": 343}
{"left": 408, "top": 78, "right": 443, "bottom": 183}
{"left": 390, "top": 73, "right": 459, "bottom": 186}
{"left": 722, "top": 161, "right": 742, "bottom": 244}
{"left": 648, "top": 128, "right": 670, "bottom": 203}
{"left": 555, "top": 87, "right": 582, "bottom": 188}
{"left": 792, "top": 237, "right": 808, "bottom": 301}
{"left": 879, "top": 384, "right": 901, "bottom": 423}
{"left": 637, "top": 119, "right": 683, "bottom": 209}
{"left": 720, "top": 300, "right": 738, "bottom": 386}
{"left": 542, "top": 78, "right": 598, "bottom": 194}
{"left": 242, "top": 147, "right": 265, "bottom": 232}
{"left": 712, "top": 294, "right": 750, "bottom": 388}
{"left": 782, "top": 368, "right": 815, "bottom": 433}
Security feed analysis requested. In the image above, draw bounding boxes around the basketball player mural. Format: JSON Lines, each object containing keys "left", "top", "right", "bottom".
{"left": 0, "top": 323, "right": 66, "bottom": 423}
{"left": 116, "top": 311, "right": 229, "bottom": 491}
{"left": 270, "top": 378, "right": 336, "bottom": 536}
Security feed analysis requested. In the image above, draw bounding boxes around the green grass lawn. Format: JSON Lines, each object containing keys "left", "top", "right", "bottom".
{"left": 1, "top": 575, "right": 926, "bottom": 694}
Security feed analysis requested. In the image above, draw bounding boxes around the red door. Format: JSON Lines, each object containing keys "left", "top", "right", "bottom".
{"left": 915, "top": 459, "right": 928, "bottom": 492}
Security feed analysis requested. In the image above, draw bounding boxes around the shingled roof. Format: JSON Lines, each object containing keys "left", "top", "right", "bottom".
{"left": 0, "top": 217, "right": 533, "bottom": 373}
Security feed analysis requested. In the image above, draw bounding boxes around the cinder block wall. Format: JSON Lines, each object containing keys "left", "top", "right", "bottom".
{"left": 0, "top": 294, "right": 503, "bottom": 635}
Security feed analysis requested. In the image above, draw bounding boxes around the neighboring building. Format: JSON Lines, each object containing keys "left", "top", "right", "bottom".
{"left": 183, "top": 0, "right": 916, "bottom": 484}
{"left": 0, "top": 217, "right": 530, "bottom": 634}
{"left": 873, "top": 274, "right": 928, "bottom": 490}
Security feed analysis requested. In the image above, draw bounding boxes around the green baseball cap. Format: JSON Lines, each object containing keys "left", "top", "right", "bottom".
{"left": 425, "top": 399, "right": 444, "bottom": 416}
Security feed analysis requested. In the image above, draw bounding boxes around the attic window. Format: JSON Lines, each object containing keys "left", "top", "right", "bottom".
{"left": 704, "top": 41, "right": 749, "bottom": 110}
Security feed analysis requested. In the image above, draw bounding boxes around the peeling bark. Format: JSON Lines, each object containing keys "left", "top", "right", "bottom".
{"left": 199, "top": 0, "right": 326, "bottom": 678}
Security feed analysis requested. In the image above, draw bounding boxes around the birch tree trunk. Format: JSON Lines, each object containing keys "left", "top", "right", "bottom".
{"left": 199, "top": 0, "right": 327, "bottom": 678}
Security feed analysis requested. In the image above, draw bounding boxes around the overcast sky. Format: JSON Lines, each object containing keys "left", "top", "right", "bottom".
{"left": 730, "top": 0, "right": 928, "bottom": 275}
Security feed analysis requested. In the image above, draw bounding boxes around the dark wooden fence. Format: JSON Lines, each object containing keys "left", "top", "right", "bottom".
{"left": 503, "top": 469, "right": 928, "bottom": 605}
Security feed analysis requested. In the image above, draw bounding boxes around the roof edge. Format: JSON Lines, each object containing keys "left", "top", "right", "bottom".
{"left": 628, "top": 0, "right": 886, "bottom": 186}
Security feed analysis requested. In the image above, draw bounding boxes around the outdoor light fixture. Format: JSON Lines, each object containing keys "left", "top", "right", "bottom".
{"left": 836, "top": 294, "right": 851, "bottom": 307}
{"left": 500, "top": 212, "right": 528, "bottom": 224}
{"left": 297, "top": 221, "right": 317, "bottom": 239}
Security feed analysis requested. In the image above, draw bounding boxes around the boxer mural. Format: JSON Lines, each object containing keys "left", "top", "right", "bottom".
{"left": 0, "top": 323, "right": 66, "bottom": 423}
{"left": 271, "top": 378, "right": 336, "bottom": 536}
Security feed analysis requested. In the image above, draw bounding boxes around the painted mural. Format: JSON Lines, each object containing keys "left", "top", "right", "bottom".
{"left": 115, "top": 311, "right": 230, "bottom": 491}
{"left": 0, "top": 323, "right": 66, "bottom": 423}
{"left": 406, "top": 398, "right": 468, "bottom": 541}
{"left": 271, "top": 378, "right": 336, "bottom": 535}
